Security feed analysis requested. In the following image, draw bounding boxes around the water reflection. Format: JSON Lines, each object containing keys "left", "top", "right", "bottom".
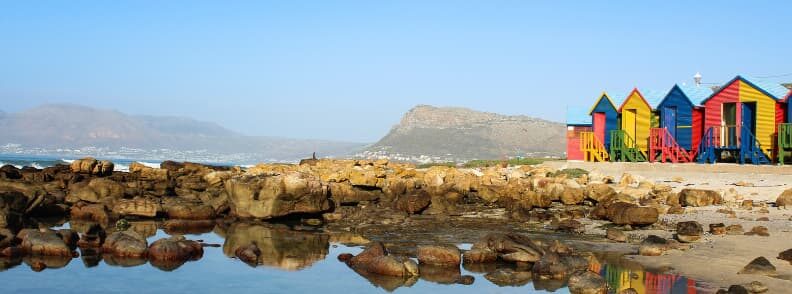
{"left": 0, "top": 221, "right": 710, "bottom": 293}
{"left": 222, "top": 222, "right": 329, "bottom": 271}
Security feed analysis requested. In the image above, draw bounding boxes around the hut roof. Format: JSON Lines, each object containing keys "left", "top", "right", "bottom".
{"left": 675, "top": 84, "right": 713, "bottom": 105}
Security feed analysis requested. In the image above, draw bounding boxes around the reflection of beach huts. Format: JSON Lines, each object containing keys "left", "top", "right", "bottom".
{"left": 648, "top": 85, "right": 711, "bottom": 162}
{"left": 565, "top": 107, "right": 592, "bottom": 161}
{"left": 698, "top": 76, "right": 787, "bottom": 164}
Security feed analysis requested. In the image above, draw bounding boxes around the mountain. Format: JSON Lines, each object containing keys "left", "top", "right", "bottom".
{"left": 363, "top": 105, "right": 565, "bottom": 161}
{"left": 0, "top": 104, "right": 364, "bottom": 162}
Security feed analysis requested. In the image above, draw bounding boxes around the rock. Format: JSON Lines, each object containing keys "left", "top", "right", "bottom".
{"left": 777, "top": 189, "right": 792, "bottom": 208}
{"left": 741, "top": 281, "right": 769, "bottom": 293}
{"left": 470, "top": 233, "right": 544, "bottom": 263}
{"left": 328, "top": 182, "right": 382, "bottom": 204}
{"left": 619, "top": 289, "right": 639, "bottom": 294}
{"left": 393, "top": 190, "right": 431, "bottom": 214}
{"left": 462, "top": 248, "right": 498, "bottom": 263}
{"left": 130, "top": 163, "right": 170, "bottom": 181}
{"left": 18, "top": 229, "right": 72, "bottom": 257}
{"left": 606, "top": 202, "right": 658, "bottom": 225}
{"left": 148, "top": 235, "right": 204, "bottom": 271}
{"left": 102, "top": 231, "right": 148, "bottom": 258}
{"left": 0, "top": 165, "right": 22, "bottom": 180}
{"left": 70, "top": 157, "right": 114, "bottom": 176}
{"left": 66, "top": 178, "right": 125, "bottom": 203}
{"left": 741, "top": 200, "right": 754, "bottom": 210}
{"left": 679, "top": 189, "right": 722, "bottom": 207}
{"left": 531, "top": 251, "right": 576, "bottom": 280}
{"left": 738, "top": 257, "right": 776, "bottom": 275}
{"left": 344, "top": 242, "right": 417, "bottom": 277}
{"left": 0, "top": 191, "right": 27, "bottom": 228}
{"left": 222, "top": 223, "right": 329, "bottom": 270}
{"left": 225, "top": 173, "right": 329, "bottom": 219}
{"left": 585, "top": 184, "right": 616, "bottom": 202}
{"left": 709, "top": 223, "right": 726, "bottom": 235}
{"left": 676, "top": 221, "right": 703, "bottom": 243}
{"left": 744, "top": 226, "right": 769, "bottom": 237}
{"left": 166, "top": 203, "right": 215, "bottom": 220}
{"left": 619, "top": 173, "right": 636, "bottom": 187}
{"left": 234, "top": 243, "right": 261, "bottom": 266}
{"left": 778, "top": 248, "right": 792, "bottom": 264}
{"left": 416, "top": 244, "right": 461, "bottom": 266}
{"left": 726, "top": 224, "right": 745, "bottom": 235}
{"left": 76, "top": 223, "right": 106, "bottom": 248}
{"left": 567, "top": 271, "right": 607, "bottom": 294}
{"left": 606, "top": 228, "right": 627, "bottom": 242}
{"left": 557, "top": 219, "right": 584, "bottom": 234}
{"left": 560, "top": 187, "right": 585, "bottom": 205}
{"left": 638, "top": 235, "right": 670, "bottom": 256}
{"left": 112, "top": 198, "right": 158, "bottom": 218}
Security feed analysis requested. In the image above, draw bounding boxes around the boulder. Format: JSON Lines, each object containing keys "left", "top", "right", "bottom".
{"left": 638, "top": 235, "right": 670, "bottom": 256}
{"left": 344, "top": 242, "right": 418, "bottom": 277}
{"left": 676, "top": 221, "right": 703, "bottom": 243}
{"left": 66, "top": 178, "right": 125, "bottom": 203}
{"left": 568, "top": 271, "right": 607, "bottom": 294}
{"left": 112, "top": 198, "right": 158, "bottom": 218}
{"left": 393, "top": 190, "right": 431, "bottom": 214}
{"left": 165, "top": 203, "right": 215, "bottom": 220}
{"left": 328, "top": 182, "right": 382, "bottom": 204}
{"left": 0, "top": 165, "right": 22, "bottom": 180}
{"left": 484, "top": 268, "right": 532, "bottom": 287}
{"left": 0, "top": 191, "right": 27, "bottom": 228}
{"left": 222, "top": 223, "right": 329, "bottom": 270}
{"left": 585, "top": 184, "right": 616, "bottom": 202}
{"left": 225, "top": 173, "right": 329, "bottom": 219}
{"left": 102, "top": 231, "right": 148, "bottom": 258}
{"left": 417, "top": 244, "right": 461, "bottom": 266}
{"left": 469, "top": 233, "right": 544, "bottom": 263}
{"left": 776, "top": 188, "right": 792, "bottom": 208}
{"left": 17, "top": 229, "right": 72, "bottom": 256}
{"left": 606, "top": 202, "right": 658, "bottom": 225}
{"left": 70, "top": 157, "right": 114, "bottom": 176}
{"left": 606, "top": 228, "right": 627, "bottom": 242}
{"left": 726, "top": 224, "right": 745, "bottom": 235}
{"left": 70, "top": 203, "right": 110, "bottom": 224}
{"left": 738, "top": 257, "right": 776, "bottom": 275}
{"left": 679, "top": 189, "right": 722, "bottom": 207}
{"left": 778, "top": 249, "right": 792, "bottom": 264}
{"left": 462, "top": 248, "right": 498, "bottom": 263}
{"left": 560, "top": 187, "right": 585, "bottom": 205}
{"left": 148, "top": 235, "right": 204, "bottom": 271}
{"left": 744, "top": 226, "right": 770, "bottom": 237}
{"left": 709, "top": 223, "right": 726, "bottom": 235}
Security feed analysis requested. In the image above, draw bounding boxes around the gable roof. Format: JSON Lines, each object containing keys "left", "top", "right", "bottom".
{"left": 587, "top": 92, "right": 617, "bottom": 115}
{"left": 618, "top": 88, "right": 653, "bottom": 112}
{"left": 640, "top": 89, "right": 666, "bottom": 109}
{"left": 663, "top": 84, "right": 712, "bottom": 106}
{"left": 701, "top": 75, "right": 788, "bottom": 104}
{"left": 566, "top": 106, "right": 592, "bottom": 125}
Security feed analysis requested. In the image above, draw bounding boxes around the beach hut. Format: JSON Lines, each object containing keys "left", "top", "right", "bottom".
{"left": 649, "top": 85, "right": 711, "bottom": 162}
{"left": 565, "top": 107, "right": 592, "bottom": 161}
{"left": 581, "top": 92, "right": 619, "bottom": 162}
{"left": 610, "top": 89, "right": 657, "bottom": 162}
{"left": 698, "top": 76, "right": 787, "bottom": 164}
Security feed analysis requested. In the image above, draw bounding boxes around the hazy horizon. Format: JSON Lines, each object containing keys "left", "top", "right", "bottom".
{"left": 3, "top": 1, "right": 792, "bottom": 142}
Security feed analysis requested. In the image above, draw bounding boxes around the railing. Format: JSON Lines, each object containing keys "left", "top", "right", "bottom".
{"left": 580, "top": 131, "right": 608, "bottom": 162}
{"left": 779, "top": 124, "right": 792, "bottom": 165}
{"left": 650, "top": 127, "right": 693, "bottom": 163}
{"left": 610, "top": 130, "right": 645, "bottom": 162}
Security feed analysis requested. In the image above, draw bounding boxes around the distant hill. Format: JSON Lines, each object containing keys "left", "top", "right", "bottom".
{"left": 0, "top": 104, "right": 364, "bottom": 161}
{"left": 364, "top": 105, "right": 565, "bottom": 161}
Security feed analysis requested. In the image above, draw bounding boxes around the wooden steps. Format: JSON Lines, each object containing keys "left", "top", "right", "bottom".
{"left": 609, "top": 130, "right": 646, "bottom": 162}
{"left": 580, "top": 132, "right": 609, "bottom": 162}
{"left": 649, "top": 128, "right": 694, "bottom": 163}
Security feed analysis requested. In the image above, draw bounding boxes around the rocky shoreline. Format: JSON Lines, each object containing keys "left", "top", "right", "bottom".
{"left": 1, "top": 157, "right": 791, "bottom": 293}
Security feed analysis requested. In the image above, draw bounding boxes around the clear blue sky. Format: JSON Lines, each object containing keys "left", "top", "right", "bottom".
{"left": 1, "top": 1, "right": 790, "bottom": 142}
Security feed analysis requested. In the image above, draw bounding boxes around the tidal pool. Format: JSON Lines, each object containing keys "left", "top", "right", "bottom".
{"left": 0, "top": 221, "right": 708, "bottom": 294}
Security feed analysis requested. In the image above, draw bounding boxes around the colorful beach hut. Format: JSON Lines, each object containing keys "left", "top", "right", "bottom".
{"left": 610, "top": 89, "right": 658, "bottom": 162}
{"left": 780, "top": 91, "right": 792, "bottom": 165}
{"left": 648, "top": 85, "right": 711, "bottom": 162}
{"left": 580, "top": 92, "right": 619, "bottom": 162}
{"left": 565, "top": 107, "right": 592, "bottom": 161}
{"left": 697, "top": 76, "right": 787, "bottom": 164}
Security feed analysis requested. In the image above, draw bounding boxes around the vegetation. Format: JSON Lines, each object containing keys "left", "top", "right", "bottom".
{"left": 550, "top": 168, "right": 589, "bottom": 179}
{"left": 416, "top": 162, "right": 458, "bottom": 169}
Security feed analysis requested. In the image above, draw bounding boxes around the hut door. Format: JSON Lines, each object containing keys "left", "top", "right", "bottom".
{"left": 722, "top": 103, "right": 737, "bottom": 147}
{"left": 741, "top": 102, "right": 756, "bottom": 135}
{"left": 624, "top": 109, "right": 637, "bottom": 141}
{"left": 663, "top": 106, "right": 677, "bottom": 139}
{"left": 593, "top": 113, "right": 606, "bottom": 143}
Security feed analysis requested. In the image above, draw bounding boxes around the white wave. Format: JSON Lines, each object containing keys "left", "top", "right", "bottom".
{"left": 61, "top": 159, "right": 75, "bottom": 164}
{"left": 113, "top": 161, "right": 160, "bottom": 172}
{"left": 138, "top": 161, "right": 160, "bottom": 168}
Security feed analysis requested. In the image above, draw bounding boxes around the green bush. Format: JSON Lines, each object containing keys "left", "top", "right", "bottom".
{"left": 417, "top": 162, "right": 457, "bottom": 168}
{"left": 550, "top": 168, "right": 589, "bottom": 179}
{"left": 462, "top": 158, "right": 545, "bottom": 168}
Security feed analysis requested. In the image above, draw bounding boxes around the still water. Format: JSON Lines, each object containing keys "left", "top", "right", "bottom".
{"left": 0, "top": 221, "right": 709, "bottom": 294}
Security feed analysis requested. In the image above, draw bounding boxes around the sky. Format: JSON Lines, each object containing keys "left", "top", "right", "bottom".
{"left": 1, "top": 1, "right": 791, "bottom": 142}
